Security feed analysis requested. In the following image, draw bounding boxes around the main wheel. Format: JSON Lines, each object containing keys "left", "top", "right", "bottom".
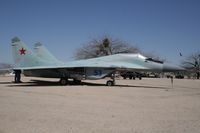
{"left": 106, "top": 80, "right": 113, "bottom": 86}
{"left": 60, "top": 78, "right": 68, "bottom": 85}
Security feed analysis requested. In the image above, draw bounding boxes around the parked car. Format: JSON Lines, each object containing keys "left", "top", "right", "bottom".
{"left": 175, "top": 75, "right": 184, "bottom": 79}
{"left": 147, "top": 73, "right": 160, "bottom": 78}
{"left": 121, "top": 71, "right": 142, "bottom": 80}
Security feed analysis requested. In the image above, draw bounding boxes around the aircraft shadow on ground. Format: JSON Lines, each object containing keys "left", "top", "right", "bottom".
{"left": 3, "top": 80, "right": 170, "bottom": 89}
{"left": 0, "top": 81, "right": 13, "bottom": 84}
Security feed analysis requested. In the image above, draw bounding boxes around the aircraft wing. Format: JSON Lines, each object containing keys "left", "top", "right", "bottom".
{"left": 13, "top": 57, "right": 148, "bottom": 71}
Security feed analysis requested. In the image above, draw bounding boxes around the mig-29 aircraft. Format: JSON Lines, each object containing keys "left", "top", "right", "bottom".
{"left": 11, "top": 37, "right": 184, "bottom": 86}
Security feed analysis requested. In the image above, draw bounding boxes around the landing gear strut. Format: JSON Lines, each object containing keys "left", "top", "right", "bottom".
{"left": 106, "top": 72, "right": 116, "bottom": 86}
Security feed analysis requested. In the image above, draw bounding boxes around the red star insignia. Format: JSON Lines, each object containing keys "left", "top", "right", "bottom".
{"left": 19, "top": 48, "right": 26, "bottom": 55}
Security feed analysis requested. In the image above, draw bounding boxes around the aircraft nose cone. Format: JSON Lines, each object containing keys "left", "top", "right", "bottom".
{"left": 163, "top": 63, "right": 185, "bottom": 72}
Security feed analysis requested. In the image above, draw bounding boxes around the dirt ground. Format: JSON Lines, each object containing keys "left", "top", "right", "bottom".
{"left": 0, "top": 76, "right": 200, "bottom": 133}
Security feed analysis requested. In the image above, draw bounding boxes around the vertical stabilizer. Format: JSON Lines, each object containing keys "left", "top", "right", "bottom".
{"left": 34, "top": 42, "right": 62, "bottom": 63}
{"left": 11, "top": 37, "right": 46, "bottom": 68}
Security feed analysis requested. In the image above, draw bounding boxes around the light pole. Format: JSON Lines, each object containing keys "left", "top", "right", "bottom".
{"left": 198, "top": 54, "right": 200, "bottom": 79}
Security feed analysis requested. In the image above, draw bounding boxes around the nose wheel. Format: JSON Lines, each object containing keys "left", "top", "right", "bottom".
{"left": 106, "top": 80, "right": 115, "bottom": 86}
{"left": 106, "top": 72, "right": 116, "bottom": 86}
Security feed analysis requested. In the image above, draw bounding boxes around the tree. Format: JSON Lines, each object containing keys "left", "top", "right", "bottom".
{"left": 181, "top": 51, "right": 200, "bottom": 79}
{"left": 74, "top": 37, "right": 140, "bottom": 60}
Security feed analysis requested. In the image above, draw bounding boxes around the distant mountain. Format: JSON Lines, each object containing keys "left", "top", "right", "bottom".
{"left": 0, "top": 63, "right": 13, "bottom": 75}
{"left": 0, "top": 63, "right": 13, "bottom": 69}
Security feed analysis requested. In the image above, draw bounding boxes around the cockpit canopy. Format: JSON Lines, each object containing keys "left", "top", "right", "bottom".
{"left": 145, "top": 58, "right": 164, "bottom": 64}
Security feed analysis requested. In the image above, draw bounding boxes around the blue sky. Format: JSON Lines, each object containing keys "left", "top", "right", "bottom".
{"left": 0, "top": 0, "right": 199, "bottom": 64}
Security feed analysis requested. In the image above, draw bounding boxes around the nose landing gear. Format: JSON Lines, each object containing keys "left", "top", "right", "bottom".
{"left": 106, "top": 72, "right": 116, "bottom": 86}
{"left": 106, "top": 80, "right": 115, "bottom": 86}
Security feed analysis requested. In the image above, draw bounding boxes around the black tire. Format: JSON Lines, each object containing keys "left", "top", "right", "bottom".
{"left": 60, "top": 78, "right": 68, "bottom": 85}
{"left": 129, "top": 76, "right": 132, "bottom": 79}
{"left": 106, "top": 80, "right": 113, "bottom": 86}
{"left": 139, "top": 77, "right": 142, "bottom": 80}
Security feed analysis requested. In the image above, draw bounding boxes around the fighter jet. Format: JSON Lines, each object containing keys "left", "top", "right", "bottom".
{"left": 11, "top": 37, "right": 184, "bottom": 86}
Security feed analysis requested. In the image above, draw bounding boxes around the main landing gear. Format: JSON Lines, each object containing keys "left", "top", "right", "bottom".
{"left": 59, "top": 78, "right": 82, "bottom": 85}
{"left": 59, "top": 78, "right": 68, "bottom": 85}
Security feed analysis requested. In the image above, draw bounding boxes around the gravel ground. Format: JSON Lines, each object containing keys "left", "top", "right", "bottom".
{"left": 0, "top": 76, "right": 200, "bottom": 133}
